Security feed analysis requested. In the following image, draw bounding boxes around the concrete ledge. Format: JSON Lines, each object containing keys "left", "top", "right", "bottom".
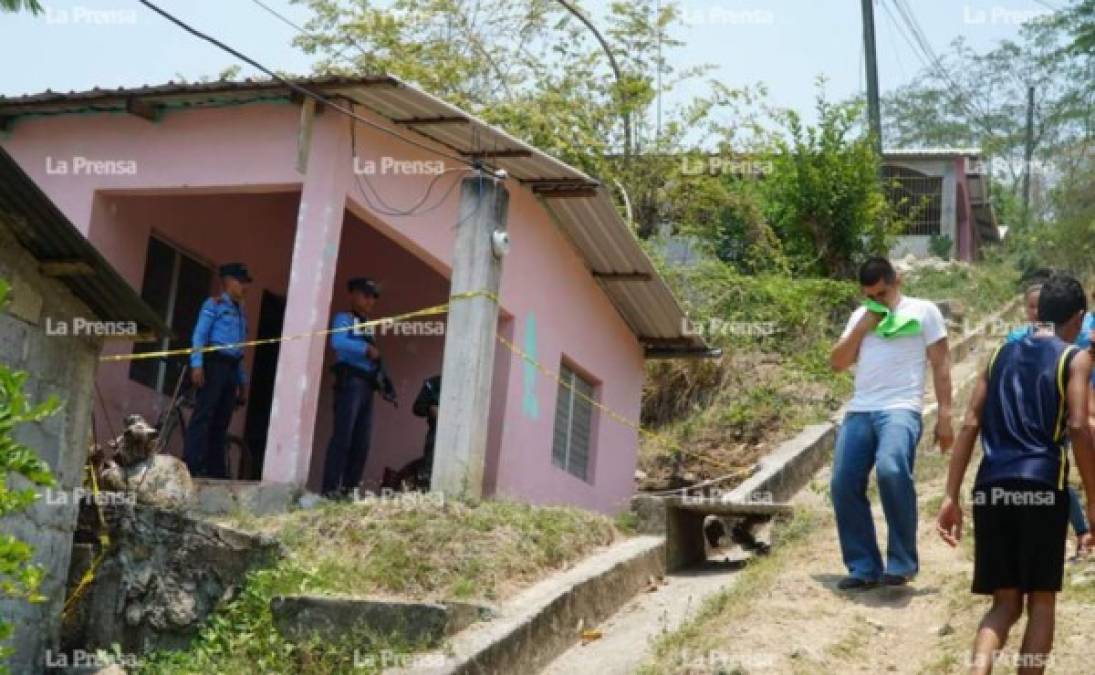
{"left": 398, "top": 535, "right": 665, "bottom": 675}
{"left": 189, "top": 479, "right": 303, "bottom": 517}
{"left": 270, "top": 595, "right": 493, "bottom": 648}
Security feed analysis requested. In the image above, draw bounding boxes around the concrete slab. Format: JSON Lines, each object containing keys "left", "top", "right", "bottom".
{"left": 395, "top": 535, "right": 666, "bottom": 675}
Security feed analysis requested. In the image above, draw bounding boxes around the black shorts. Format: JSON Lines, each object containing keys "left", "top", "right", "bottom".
{"left": 972, "top": 479, "right": 1069, "bottom": 594}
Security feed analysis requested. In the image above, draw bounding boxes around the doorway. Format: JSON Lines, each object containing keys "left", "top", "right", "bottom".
{"left": 244, "top": 290, "right": 286, "bottom": 479}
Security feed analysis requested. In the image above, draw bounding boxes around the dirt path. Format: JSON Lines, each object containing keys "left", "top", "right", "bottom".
{"left": 635, "top": 329, "right": 1095, "bottom": 674}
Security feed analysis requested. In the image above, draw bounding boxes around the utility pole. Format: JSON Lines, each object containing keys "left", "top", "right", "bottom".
{"left": 1022, "top": 85, "right": 1035, "bottom": 227}
{"left": 861, "top": 0, "right": 883, "bottom": 153}
{"left": 431, "top": 173, "right": 509, "bottom": 499}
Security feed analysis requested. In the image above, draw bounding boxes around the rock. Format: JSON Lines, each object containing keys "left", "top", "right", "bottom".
{"left": 93, "top": 414, "right": 193, "bottom": 510}
{"left": 297, "top": 492, "right": 324, "bottom": 510}
{"left": 124, "top": 454, "right": 194, "bottom": 510}
{"left": 63, "top": 503, "right": 280, "bottom": 654}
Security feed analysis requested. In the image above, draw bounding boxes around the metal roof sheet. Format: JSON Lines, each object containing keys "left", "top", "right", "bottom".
{"left": 0, "top": 76, "right": 706, "bottom": 355}
{"left": 0, "top": 147, "right": 169, "bottom": 338}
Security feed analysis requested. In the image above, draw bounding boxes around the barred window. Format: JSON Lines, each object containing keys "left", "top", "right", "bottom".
{"left": 552, "top": 364, "right": 596, "bottom": 481}
{"left": 883, "top": 165, "right": 943, "bottom": 236}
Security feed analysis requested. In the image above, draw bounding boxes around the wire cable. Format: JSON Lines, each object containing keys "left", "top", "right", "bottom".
{"left": 348, "top": 113, "right": 471, "bottom": 217}
{"left": 136, "top": 0, "right": 475, "bottom": 168}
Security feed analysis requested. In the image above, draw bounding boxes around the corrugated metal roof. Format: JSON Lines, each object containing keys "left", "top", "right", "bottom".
{"left": 0, "top": 76, "right": 706, "bottom": 354}
{"left": 0, "top": 147, "right": 169, "bottom": 338}
{"left": 883, "top": 147, "right": 983, "bottom": 159}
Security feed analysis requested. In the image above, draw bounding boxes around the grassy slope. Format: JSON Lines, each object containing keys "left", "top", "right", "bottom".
{"left": 140, "top": 499, "right": 624, "bottom": 674}
{"left": 638, "top": 254, "right": 1020, "bottom": 491}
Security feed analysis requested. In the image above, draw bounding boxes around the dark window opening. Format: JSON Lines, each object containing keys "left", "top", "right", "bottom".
{"left": 129, "top": 236, "right": 212, "bottom": 395}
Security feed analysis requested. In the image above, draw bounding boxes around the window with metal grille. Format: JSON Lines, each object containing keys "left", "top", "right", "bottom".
{"left": 882, "top": 165, "right": 943, "bottom": 236}
{"left": 552, "top": 364, "right": 596, "bottom": 481}
{"left": 129, "top": 236, "right": 213, "bottom": 394}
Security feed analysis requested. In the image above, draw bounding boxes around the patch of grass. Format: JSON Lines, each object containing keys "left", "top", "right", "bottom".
{"left": 144, "top": 499, "right": 622, "bottom": 674}
{"left": 903, "top": 254, "right": 1021, "bottom": 323}
{"left": 222, "top": 498, "right": 621, "bottom": 602}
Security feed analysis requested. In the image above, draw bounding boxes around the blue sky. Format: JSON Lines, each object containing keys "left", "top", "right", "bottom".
{"left": 0, "top": 0, "right": 1056, "bottom": 121}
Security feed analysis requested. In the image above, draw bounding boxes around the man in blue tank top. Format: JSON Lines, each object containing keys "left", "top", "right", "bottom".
{"left": 937, "top": 274, "right": 1095, "bottom": 675}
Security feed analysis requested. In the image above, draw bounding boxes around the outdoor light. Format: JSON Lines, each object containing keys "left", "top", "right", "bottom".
{"left": 491, "top": 229, "right": 511, "bottom": 258}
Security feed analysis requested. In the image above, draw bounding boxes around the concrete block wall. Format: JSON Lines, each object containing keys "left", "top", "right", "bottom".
{"left": 0, "top": 223, "right": 101, "bottom": 674}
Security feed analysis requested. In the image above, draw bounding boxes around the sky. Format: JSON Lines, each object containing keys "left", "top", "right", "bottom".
{"left": 0, "top": 0, "right": 1059, "bottom": 123}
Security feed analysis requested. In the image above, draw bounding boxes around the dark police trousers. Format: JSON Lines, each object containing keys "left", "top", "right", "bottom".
{"left": 183, "top": 354, "right": 238, "bottom": 479}
{"left": 322, "top": 367, "right": 376, "bottom": 495}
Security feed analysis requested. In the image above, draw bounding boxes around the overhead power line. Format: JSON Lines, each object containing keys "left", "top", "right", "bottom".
{"left": 886, "top": 0, "right": 996, "bottom": 133}
{"left": 135, "top": 0, "right": 476, "bottom": 168}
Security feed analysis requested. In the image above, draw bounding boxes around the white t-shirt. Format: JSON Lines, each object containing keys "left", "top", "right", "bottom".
{"left": 841, "top": 295, "right": 948, "bottom": 412}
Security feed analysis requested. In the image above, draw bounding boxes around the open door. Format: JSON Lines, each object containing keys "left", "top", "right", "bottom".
{"left": 244, "top": 290, "right": 286, "bottom": 479}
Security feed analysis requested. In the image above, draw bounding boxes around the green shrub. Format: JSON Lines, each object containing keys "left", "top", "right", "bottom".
{"left": 0, "top": 279, "right": 59, "bottom": 671}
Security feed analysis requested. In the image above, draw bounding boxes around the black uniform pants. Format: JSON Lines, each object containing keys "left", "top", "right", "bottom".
{"left": 322, "top": 370, "right": 376, "bottom": 495}
{"left": 183, "top": 356, "right": 238, "bottom": 479}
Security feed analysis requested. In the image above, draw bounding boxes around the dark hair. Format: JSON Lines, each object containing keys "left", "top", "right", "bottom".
{"left": 1037, "top": 274, "right": 1087, "bottom": 325}
{"left": 858, "top": 257, "right": 896, "bottom": 286}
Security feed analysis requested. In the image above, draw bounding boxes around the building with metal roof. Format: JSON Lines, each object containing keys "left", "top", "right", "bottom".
{"left": 0, "top": 75, "right": 707, "bottom": 515}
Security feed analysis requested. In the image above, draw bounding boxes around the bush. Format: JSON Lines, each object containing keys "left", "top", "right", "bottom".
{"left": 0, "top": 279, "right": 59, "bottom": 670}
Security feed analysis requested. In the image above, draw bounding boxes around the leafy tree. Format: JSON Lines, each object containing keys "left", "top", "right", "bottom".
{"left": 762, "top": 94, "right": 897, "bottom": 278}
{"left": 290, "top": 0, "right": 774, "bottom": 238}
{"left": 0, "top": 280, "right": 58, "bottom": 670}
{"left": 0, "top": 0, "right": 41, "bottom": 13}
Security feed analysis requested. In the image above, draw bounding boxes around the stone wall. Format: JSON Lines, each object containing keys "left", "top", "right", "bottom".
{"left": 63, "top": 503, "right": 281, "bottom": 655}
{"left": 0, "top": 223, "right": 102, "bottom": 674}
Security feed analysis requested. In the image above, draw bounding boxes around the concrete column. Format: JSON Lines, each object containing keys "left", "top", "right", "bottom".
{"left": 431, "top": 175, "right": 509, "bottom": 498}
{"left": 263, "top": 118, "right": 350, "bottom": 485}
{"left": 940, "top": 161, "right": 957, "bottom": 255}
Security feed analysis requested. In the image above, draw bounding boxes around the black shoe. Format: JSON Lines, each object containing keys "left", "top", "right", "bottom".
{"left": 881, "top": 573, "right": 911, "bottom": 587}
{"left": 837, "top": 576, "right": 878, "bottom": 591}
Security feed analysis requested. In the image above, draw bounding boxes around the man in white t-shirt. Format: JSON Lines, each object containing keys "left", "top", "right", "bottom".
{"left": 828, "top": 257, "right": 954, "bottom": 590}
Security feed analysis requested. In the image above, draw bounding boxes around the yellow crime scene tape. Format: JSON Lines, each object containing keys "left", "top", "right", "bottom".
{"left": 62, "top": 462, "right": 110, "bottom": 620}
{"left": 64, "top": 288, "right": 741, "bottom": 620}
{"left": 90, "top": 287, "right": 743, "bottom": 507}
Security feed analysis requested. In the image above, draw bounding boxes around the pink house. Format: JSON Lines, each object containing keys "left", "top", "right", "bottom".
{"left": 0, "top": 77, "right": 707, "bottom": 514}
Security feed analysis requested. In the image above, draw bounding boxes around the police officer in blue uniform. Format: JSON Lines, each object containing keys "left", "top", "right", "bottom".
{"left": 322, "top": 277, "right": 383, "bottom": 497}
{"left": 184, "top": 262, "right": 251, "bottom": 478}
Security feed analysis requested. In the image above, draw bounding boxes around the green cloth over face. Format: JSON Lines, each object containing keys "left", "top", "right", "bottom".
{"left": 864, "top": 298, "right": 923, "bottom": 338}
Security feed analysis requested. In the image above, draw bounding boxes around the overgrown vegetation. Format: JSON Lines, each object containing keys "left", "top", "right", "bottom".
{"left": 0, "top": 280, "right": 59, "bottom": 672}
{"left": 637, "top": 252, "right": 1022, "bottom": 490}
{"left": 140, "top": 498, "right": 621, "bottom": 674}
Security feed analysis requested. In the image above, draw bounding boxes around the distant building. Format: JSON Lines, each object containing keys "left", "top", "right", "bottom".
{"left": 882, "top": 148, "right": 1001, "bottom": 262}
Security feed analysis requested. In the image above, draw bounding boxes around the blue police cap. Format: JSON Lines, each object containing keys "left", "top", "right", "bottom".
{"left": 348, "top": 277, "right": 380, "bottom": 297}
{"left": 219, "top": 262, "right": 253, "bottom": 282}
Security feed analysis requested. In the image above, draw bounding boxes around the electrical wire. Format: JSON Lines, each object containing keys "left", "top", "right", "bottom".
{"left": 886, "top": 0, "right": 995, "bottom": 130}
{"left": 136, "top": 0, "right": 475, "bottom": 168}
{"left": 349, "top": 113, "right": 471, "bottom": 217}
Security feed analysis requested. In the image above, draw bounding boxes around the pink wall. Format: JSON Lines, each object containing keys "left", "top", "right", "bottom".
{"left": 84, "top": 191, "right": 298, "bottom": 454}
{"left": 1, "top": 100, "right": 644, "bottom": 514}
{"left": 311, "top": 209, "right": 451, "bottom": 492}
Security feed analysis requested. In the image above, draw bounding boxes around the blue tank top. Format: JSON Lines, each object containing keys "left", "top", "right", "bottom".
{"left": 976, "top": 334, "right": 1079, "bottom": 489}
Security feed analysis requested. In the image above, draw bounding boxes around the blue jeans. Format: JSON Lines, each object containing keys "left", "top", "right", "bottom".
{"left": 831, "top": 410, "right": 923, "bottom": 581}
{"left": 1068, "top": 486, "right": 1089, "bottom": 535}
{"left": 322, "top": 371, "right": 376, "bottom": 495}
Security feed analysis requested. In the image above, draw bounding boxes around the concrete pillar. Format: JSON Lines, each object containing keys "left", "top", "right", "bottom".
{"left": 263, "top": 118, "right": 350, "bottom": 485}
{"left": 431, "top": 175, "right": 508, "bottom": 498}
{"left": 940, "top": 161, "right": 957, "bottom": 255}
